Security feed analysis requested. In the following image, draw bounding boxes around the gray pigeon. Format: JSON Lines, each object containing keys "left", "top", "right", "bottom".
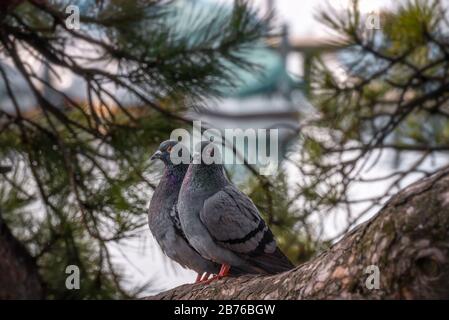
{"left": 148, "top": 140, "right": 220, "bottom": 282}
{"left": 177, "top": 141, "right": 294, "bottom": 280}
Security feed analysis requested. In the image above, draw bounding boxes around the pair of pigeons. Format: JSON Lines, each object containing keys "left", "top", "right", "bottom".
{"left": 148, "top": 140, "right": 294, "bottom": 283}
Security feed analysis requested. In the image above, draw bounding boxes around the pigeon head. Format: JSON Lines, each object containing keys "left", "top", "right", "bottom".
{"left": 151, "top": 140, "right": 186, "bottom": 167}
{"left": 193, "top": 141, "right": 222, "bottom": 165}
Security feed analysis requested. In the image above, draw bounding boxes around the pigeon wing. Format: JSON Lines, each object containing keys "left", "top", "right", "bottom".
{"left": 200, "top": 184, "right": 294, "bottom": 274}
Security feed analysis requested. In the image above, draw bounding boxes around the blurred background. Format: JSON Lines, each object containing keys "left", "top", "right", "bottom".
{"left": 1, "top": 0, "right": 448, "bottom": 298}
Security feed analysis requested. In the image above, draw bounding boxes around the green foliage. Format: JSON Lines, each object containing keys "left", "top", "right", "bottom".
{"left": 0, "top": 0, "right": 270, "bottom": 298}
{"left": 295, "top": 0, "right": 449, "bottom": 240}
{"left": 4, "top": 0, "right": 447, "bottom": 299}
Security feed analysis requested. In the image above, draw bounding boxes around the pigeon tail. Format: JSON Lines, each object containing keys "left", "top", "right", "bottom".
{"left": 245, "top": 248, "right": 295, "bottom": 275}
{"left": 227, "top": 265, "right": 253, "bottom": 276}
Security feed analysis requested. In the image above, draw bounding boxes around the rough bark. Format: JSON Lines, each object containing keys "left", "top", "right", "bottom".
{"left": 0, "top": 213, "right": 44, "bottom": 299}
{"left": 148, "top": 166, "right": 449, "bottom": 299}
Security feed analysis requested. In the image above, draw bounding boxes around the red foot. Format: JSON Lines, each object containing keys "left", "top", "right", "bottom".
{"left": 202, "top": 264, "right": 230, "bottom": 284}
{"left": 195, "top": 273, "right": 203, "bottom": 283}
{"left": 200, "top": 272, "right": 211, "bottom": 282}
{"left": 195, "top": 272, "right": 212, "bottom": 283}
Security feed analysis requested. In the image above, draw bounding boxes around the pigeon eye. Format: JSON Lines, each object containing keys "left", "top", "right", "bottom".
{"left": 166, "top": 145, "right": 173, "bottom": 153}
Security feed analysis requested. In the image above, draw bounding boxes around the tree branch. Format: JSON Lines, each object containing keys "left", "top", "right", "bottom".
{"left": 0, "top": 212, "right": 44, "bottom": 299}
{"left": 148, "top": 166, "right": 449, "bottom": 299}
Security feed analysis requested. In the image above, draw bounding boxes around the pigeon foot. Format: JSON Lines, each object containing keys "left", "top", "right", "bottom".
{"left": 202, "top": 264, "right": 230, "bottom": 284}
{"left": 195, "top": 272, "right": 213, "bottom": 283}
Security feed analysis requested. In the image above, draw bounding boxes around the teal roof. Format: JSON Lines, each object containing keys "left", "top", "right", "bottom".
{"left": 76, "top": 0, "right": 300, "bottom": 98}
{"left": 171, "top": 0, "right": 299, "bottom": 98}
{"left": 223, "top": 46, "right": 296, "bottom": 98}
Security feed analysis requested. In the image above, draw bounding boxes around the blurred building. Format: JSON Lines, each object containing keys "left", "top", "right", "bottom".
{"left": 0, "top": 0, "right": 344, "bottom": 162}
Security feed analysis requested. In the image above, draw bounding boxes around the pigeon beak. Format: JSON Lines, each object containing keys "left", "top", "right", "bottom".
{"left": 151, "top": 150, "right": 162, "bottom": 161}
